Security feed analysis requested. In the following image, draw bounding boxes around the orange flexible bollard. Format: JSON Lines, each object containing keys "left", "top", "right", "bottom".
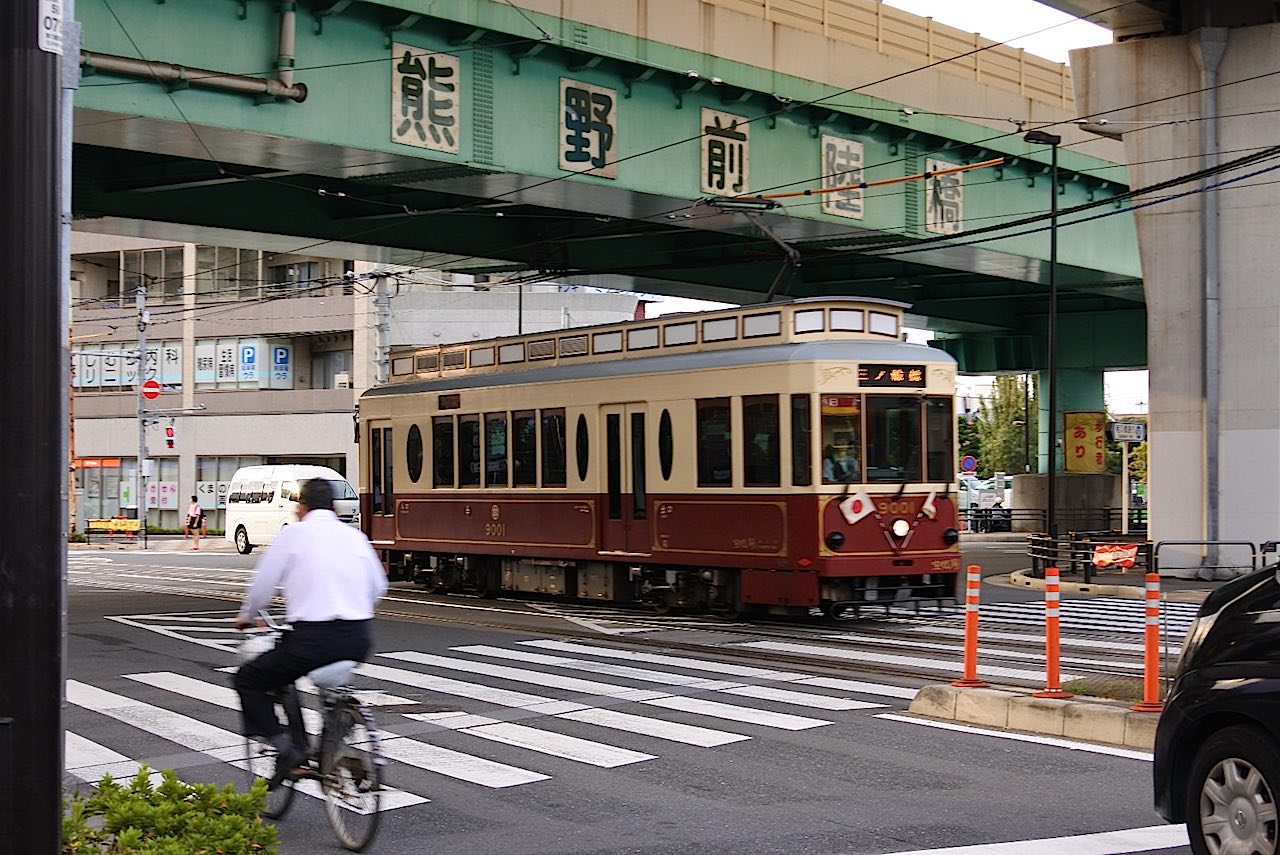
{"left": 952, "top": 565, "right": 989, "bottom": 688}
{"left": 1034, "top": 566, "right": 1073, "bottom": 699}
{"left": 1131, "top": 572, "right": 1165, "bottom": 712}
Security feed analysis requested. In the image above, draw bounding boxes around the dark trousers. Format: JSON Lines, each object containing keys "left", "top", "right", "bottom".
{"left": 234, "top": 619, "right": 372, "bottom": 740}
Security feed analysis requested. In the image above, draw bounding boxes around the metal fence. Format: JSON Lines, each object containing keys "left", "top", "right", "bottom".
{"left": 964, "top": 507, "right": 1147, "bottom": 534}
{"left": 1027, "top": 531, "right": 1154, "bottom": 584}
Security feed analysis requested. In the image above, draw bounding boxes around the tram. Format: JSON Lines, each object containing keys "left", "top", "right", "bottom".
{"left": 358, "top": 297, "right": 961, "bottom": 617}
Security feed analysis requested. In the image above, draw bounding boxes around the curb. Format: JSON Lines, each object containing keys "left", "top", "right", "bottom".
{"left": 1006, "top": 568, "right": 1211, "bottom": 603}
{"left": 909, "top": 683, "right": 1158, "bottom": 750}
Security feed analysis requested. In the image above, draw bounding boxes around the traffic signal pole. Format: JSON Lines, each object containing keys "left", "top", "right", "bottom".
{"left": 137, "top": 284, "right": 150, "bottom": 549}
{"left": 1, "top": 1, "right": 66, "bottom": 850}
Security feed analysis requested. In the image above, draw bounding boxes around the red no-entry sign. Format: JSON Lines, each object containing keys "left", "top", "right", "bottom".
{"left": 141, "top": 379, "right": 161, "bottom": 400}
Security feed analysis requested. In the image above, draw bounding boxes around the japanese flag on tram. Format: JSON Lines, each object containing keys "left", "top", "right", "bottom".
{"left": 839, "top": 491, "right": 876, "bottom": 525}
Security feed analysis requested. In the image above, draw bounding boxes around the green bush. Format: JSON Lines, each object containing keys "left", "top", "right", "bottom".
{"left": 64, "top": 768, "right": 278, "bottom": 854}
{"left": 68, "top": 532, "right": 87, "bottom": 543}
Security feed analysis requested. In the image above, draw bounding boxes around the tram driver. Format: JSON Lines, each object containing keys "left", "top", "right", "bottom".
{"left": 822, "top": 445, "right": 858, "bottom": 484}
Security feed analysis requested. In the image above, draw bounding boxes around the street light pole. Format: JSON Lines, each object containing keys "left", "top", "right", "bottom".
{"left": 1025, "top": 130, "right": 1061, "bottom": 536}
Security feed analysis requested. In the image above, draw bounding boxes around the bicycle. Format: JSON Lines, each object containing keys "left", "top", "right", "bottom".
{"left": 238, "top": 614, "right": 385, "bottom": 852}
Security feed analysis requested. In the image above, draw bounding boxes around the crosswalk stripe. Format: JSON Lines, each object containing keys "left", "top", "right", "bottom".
{"left": 454, "top": 644, "right": 878, "bottom": 709}
{"left": 819, "top": 633, "right": 1143, "bottom": 673}
{"left": 356, "top": 662, "right": 571, "bottom": 709}
{"left": 715, "top": 685, "right": 886, "bottom": 711}
{"left": 66, "top": 679, "right": 428, "bottom": 809}
{"left": 516, "top": 639, "right": 811, "bottom": 680}
{"left": 641, "top": 695, "right": 830, "bottom": 730}
{"left": 732, "top": 641, "right": 1078, "bottom": 683}
{"left": 127, "top": 672, "right": 549, "bottom": 790}
{"left": 462, "top": 722, "right": 656, "bottom": 767}
{"left": 554, "top": 708, "right": 750, "bottom": 747}
{"left": 889, "top": 625, "right": 1182, "bottom": 655}
{"left": 65, "top": 731, "right": 162, "bottom": 786}
{"left": 791, "top": 677, "right": 918, "bottom": 700}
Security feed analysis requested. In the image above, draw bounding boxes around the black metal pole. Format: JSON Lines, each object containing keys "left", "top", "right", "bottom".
{"left": 1024, "top": 374, "right": 1031, "bottom": 473}
{"left": 1, "top": 4, "right": 65, "bottom": 853}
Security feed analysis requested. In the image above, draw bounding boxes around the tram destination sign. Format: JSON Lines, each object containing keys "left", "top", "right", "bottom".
{"left": 859, "top": 364, "right": 926, "bottom": 388}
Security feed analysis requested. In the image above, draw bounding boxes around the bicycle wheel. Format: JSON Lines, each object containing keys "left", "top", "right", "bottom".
{"left": 243, "top": 686, "right": 304, "bottom": 819}
{"left": 322, "top": 697, "right": 382, "bottom": 852}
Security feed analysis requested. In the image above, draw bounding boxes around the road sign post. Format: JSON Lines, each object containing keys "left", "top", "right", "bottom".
{"left": 1108, "top": 421, "right": 1147, "bottom": 535}
{"left": 141, "top": 379, "right": 160, "bottom": 400}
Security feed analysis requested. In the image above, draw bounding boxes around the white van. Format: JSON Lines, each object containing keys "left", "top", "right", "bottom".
{"left": 224, "top": 465, "right": 359, "bottom": 554}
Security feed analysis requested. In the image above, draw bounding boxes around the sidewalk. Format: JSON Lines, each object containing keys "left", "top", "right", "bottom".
{"left": 71, "top": 533, "right": 238, "bottom": 552}
{"left": 1003, "top": 565, "right": 1233, "bottom": 604}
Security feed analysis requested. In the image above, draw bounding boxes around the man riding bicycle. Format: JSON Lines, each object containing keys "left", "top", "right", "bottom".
{"left": 233, "top": 477, "right": 388, "bottom": 787}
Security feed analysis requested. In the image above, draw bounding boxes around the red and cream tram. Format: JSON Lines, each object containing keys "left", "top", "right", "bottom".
{"left": 358, "top": 297, "right": 961, "bottom": 617}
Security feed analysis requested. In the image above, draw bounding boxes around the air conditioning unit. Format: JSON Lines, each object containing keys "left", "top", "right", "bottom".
{"left": 334, "top": 372, "right": 351, "bottom": 389}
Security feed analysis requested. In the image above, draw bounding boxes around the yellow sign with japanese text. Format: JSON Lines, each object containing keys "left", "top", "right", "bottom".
{"left": 1064, "top": 411, "right": 1106, "bottom": 474}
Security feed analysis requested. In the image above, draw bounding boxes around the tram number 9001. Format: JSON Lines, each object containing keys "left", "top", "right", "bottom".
{"left": 877, "top": 500, "right": 915, "bottom": 515}
{"left": 484, "top": 522, "right": 506, "bottom": 537}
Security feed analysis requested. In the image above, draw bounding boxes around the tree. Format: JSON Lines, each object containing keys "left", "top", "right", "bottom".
{"left": 976, "top": 375, "right": 1038, "bottom": 477}
{"left": 957, "top": 410, "right": 981, "bottom": 468}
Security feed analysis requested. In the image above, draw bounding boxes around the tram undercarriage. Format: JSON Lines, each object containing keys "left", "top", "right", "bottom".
{"left": 387, "top": 551, "right": 956, "bottom": 618}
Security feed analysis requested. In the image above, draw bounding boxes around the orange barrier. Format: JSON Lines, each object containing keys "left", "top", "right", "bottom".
{"left": 1131, "top": 572, "right": 1166, "bottom": 713}
{"left": 1034, "top": 566, "right": 1073, "bottom": 699}
{"left": 951, "top": 565, "right": 989, "bottom": 688}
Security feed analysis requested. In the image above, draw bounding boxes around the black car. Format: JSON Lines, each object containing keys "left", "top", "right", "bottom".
{"left": 1154, "top": 565, "right": 1280, "bottom": 855}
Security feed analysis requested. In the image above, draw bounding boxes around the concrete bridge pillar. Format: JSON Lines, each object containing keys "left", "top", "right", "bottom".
{"left": 1074, "top": 23, "right": 1280, "bottom": 576}
{"left": 1038, "top": 368, "right": 1106, "bottom": 476}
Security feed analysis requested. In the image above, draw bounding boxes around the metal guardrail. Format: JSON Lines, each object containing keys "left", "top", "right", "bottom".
{"left": 1152, "top": 540, "right": 1260, "bottom": 580}
{"left": 1027, "top": 531, "right": 1154, "bottom": 585}
{"left": 964, "top": 507, "right": 1147, "bottom": 534}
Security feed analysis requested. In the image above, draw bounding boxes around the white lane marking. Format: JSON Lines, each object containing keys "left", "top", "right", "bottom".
{"left": 517, "top": 639, "right": 813, "bottom": 679}
{"left": 792, "top": 677, "right": 918, "bottom": 700}
{"left": 378, "top": 736, "right": 550, "bottom": 788}
{"left": 65, "top": 679, "right": 426, "bottom": 810}
{"left": 716, "top": 685, "right": 886, "bottom": 711}
{"left": 127, "top": 672, "right": 548, "bottom": 789}
{"left": 452, "top": 645, "right": 743, "bottom": 689}
{"left": 874, "top": 714, "right": 1154, "bottom": 761}
{"left": 65, "top": 731, "right": 163, "bottom": 786}
{"left": 383, "top": 650, "right": 833, "bottom": 730}
{"left": 733, "top": 640, "right": 1076, "bottom": 683}
{"left": 357, "top": 662, "right": 573, "bottom": 709}
{"left": 462, "top": 722, "right": 655, "bottom": 767}
{"left": 105, "top": 616, "right": 238, "bottom": 653}
{"left": 382, "top": 651, "right": 669, "bottom": 702}
{"left": 69, "top": 570, "right": 246, "bottom": 587}
{"left": 555, "top": 707, "right": 750, "bottom": 747}
{"left": 517, "top": 638, "right": 920, "bottom": 700}
{"left": 641, "top": 696, "right": 830, "bottom": 731}
{"left": 821, "top": 632, "right": 1143, "bottom": 672}
{"left": 890, "top": 625, "right": 1182, "bottom": 656}
{"left": 882, "top": 823, "right": 1188, "bottom": 854}
{"left": 455, "top": 644, "right": 880, "bottom": 709}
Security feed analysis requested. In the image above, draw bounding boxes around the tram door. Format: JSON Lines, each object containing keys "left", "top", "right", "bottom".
{"left": 600, "top": 404, "right": 651, "bottom": 554}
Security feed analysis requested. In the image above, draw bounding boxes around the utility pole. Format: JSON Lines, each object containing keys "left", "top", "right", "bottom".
{"left": 137, "top": 284, "right": 150, "bottom": 547}
{"left": 374, "top": 275, "right": 390, "bottom": 385}
{"left": 1, "top": 0, "right": 65, "bottom": 849}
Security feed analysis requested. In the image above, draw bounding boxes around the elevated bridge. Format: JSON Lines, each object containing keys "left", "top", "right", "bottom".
{"left": 74, "top": 0, "right": 1142, "bottom": 384}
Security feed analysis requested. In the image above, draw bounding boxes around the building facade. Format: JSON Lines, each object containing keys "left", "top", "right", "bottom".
{"left": 69, "top": 232, "right": 642, "bottom": 532}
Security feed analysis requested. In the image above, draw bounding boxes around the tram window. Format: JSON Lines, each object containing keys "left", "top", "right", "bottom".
{"left": 924, "top": 396, "right": 954, "bottom": 483}
{"left": 831, "top": 309, "right": 864, "bottom": 332}
{"left": 631, "top": 412, "right": 647, "bottom": 519}
{"left": 575, "top": 414, "right": 590, "bottom": 481}
{"left": 791, "top": 394, "right": 812, "bottom": 486}
{"left": 794, "top": 309, "right": 824, "bottom": 333}
{"left": 743, "top": 395, "right": 780, "bottom": 487}
{"left": 658, "top": 409, "right": 674, "bottom": 481}
{"left": 485, "top": 413, "right": 509, "bottom": 487}
{"left": 865, "top": 396, "right": 922, "bottom": 482}
{"left": 371, "top": 429, "right": 384, "bottom": 512}
{"left": 432, "top": 417, "right": 455, "bottom": 487}
{"left": 406, "top": 424, "right": 424, "bottom": 484}
{"left": 541, "top": 409, "right": 567, "bottom": 487}
{"left": 820, "top": 395, "right": 861, "bottom": 484}
{"left": 606, "top": 413, "right": 622, "bottom": 520}
{"left": 869, "top": 311, "right": 899, "bottom": 337}
{"left": 458, "top": 416, "right": 481, "bottom": 487}
{"left": 696, "top": 398, "right": 733, "bottom": 487}
{"left": 513, "top": 411, "right": 537, "bottom": 486}
{"left": 382, "top": 428, "right": 394, "bottom": 513}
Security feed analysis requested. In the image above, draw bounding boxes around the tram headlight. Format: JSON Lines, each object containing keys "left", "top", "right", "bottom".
{"left": 891, "top": 518, "right": 911, "bottom": 537}
{"left": 942, "top": 528, "right": 960, "bottom": 545}
{"left": 825, "top": 531, "right": 845, "bottom": 550}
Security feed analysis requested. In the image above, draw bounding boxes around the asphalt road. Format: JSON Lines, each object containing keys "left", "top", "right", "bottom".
{"left": 63, "top": 542, "right": 1191, "bottom": 854}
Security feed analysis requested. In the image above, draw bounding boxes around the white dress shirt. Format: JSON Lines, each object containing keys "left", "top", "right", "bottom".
{"left": 238, "top": 509, "right": 388, "bottom": 623}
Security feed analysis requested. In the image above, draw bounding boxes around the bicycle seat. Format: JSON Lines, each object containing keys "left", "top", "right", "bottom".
{"left": 309, "top": 660, "right": 358, "bottom": 689}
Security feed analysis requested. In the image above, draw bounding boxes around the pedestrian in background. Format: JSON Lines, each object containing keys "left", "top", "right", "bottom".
{"left": 186, "top": 495, "right": 203, "bottom": 551}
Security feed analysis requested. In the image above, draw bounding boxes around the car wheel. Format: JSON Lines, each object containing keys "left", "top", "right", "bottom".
{"left": 1185, "top": 725, "right": 1280, "bottom": 855}
{"left": 235, "top": 526, "right": 254, "bottom": 555}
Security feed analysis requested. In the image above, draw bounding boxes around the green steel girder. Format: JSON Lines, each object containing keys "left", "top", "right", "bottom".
{"left": 72, "top": 0, "right": 1146, "bottom": 375}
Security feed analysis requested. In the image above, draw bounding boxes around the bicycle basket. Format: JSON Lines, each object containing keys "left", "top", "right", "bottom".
{"left": 237, "top": 631, "right": 279, "bottom": 664}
